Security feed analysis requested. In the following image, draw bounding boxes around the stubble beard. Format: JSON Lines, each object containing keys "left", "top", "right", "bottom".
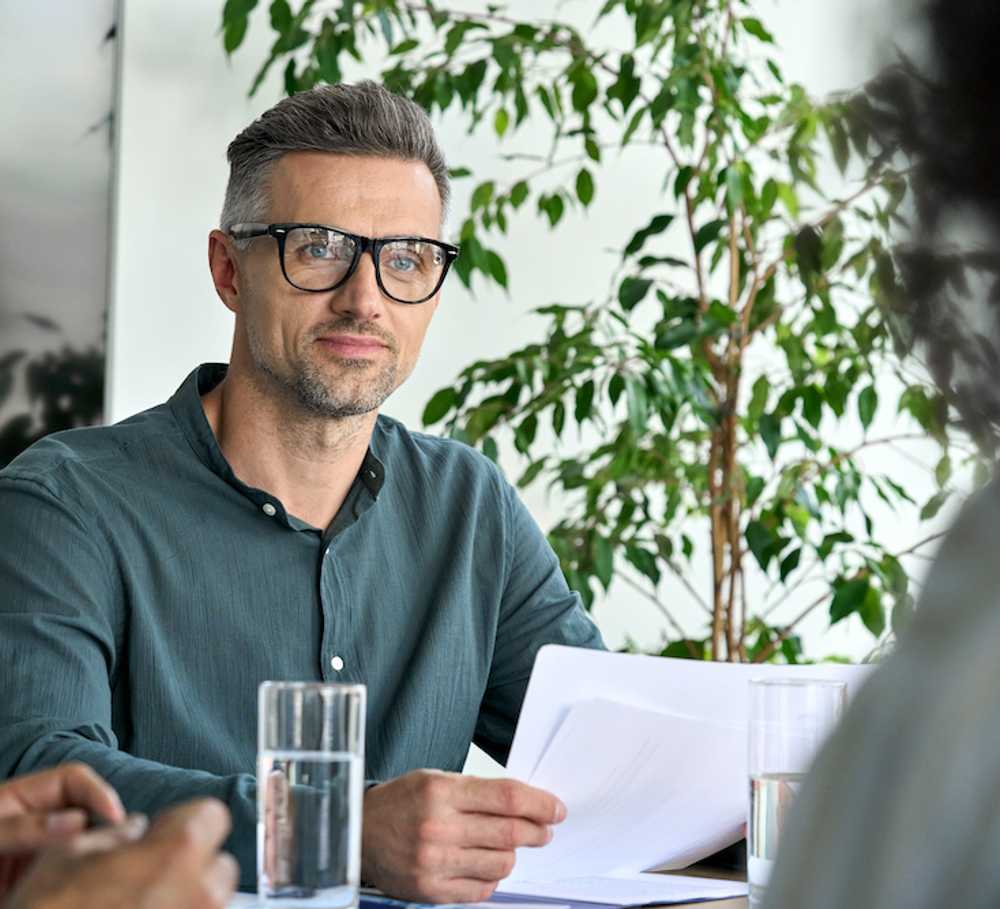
{"left": 247, "top": 319, "right": 400, "bottom": 420}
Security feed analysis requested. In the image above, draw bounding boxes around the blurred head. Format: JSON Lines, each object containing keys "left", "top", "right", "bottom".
{"left": 209, "top": 82, "right": 453, "bottom": 420}
{"left": 864, "top": 0, "right": 1000, "bottom": 451}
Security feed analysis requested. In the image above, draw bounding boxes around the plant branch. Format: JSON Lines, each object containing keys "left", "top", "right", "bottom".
{"left": 618, "top": 572, "right": 699, "bottom": 657}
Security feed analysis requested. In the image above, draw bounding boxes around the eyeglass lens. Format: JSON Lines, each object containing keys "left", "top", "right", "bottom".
{"left": 283, "top": 227, "right": 447, "bottom": 301}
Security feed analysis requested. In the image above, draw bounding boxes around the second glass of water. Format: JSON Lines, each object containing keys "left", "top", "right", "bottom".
{"left": 258, "top": 682, "right": 366, "bottom": 909}
{"left": 747, "top": 678, "right": 846, "bottom": 908}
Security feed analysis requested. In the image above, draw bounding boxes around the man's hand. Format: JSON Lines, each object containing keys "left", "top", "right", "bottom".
{"left": 362, "top": 770, "right": 565, "bottom": 903}
{"left": 0, "top": 763, "right": 126, "bottom": 896}
{"left": 6, "top": 798, "right": 238, "bottom": 909}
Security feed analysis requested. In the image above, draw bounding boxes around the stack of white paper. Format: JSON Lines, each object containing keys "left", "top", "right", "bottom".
{"left": 495, "top": 646, "right": 871, "bottom": 904}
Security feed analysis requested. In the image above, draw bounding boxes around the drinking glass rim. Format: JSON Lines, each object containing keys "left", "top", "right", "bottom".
{"left": 748, "top": 677, "right": 847, "bottom": 689}
{"left": 259, "top": 680, "right": 366, "bottom": 694}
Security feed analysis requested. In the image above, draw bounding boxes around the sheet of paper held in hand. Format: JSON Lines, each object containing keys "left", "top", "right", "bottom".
{"left": 495, "top": 645, "right": 872, "bottom": 903}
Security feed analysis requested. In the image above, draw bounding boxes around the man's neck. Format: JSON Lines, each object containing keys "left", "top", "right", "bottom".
{"left": 201, "top": 368, "right": 377, "bottom": 531}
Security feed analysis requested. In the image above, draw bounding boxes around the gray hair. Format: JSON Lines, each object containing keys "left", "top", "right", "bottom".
{"left": 220, "top": 80, "right": 450, "bottom": 242}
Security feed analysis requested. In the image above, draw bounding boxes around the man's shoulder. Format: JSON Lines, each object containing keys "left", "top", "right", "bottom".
{"left": 374, "top": 413, "right": 506, "bottom": 490}
{"left": 0, "top": 401, "right": 179, "bottom": 493}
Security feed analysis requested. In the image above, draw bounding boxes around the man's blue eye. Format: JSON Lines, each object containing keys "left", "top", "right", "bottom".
{"left": 307, "top": 245, "right": 329, "bottom": 258}
{"left": 388, "top": 256, "right": 418, "bottom": 272}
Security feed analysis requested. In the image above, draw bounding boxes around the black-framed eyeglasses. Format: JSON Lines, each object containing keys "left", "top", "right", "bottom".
{"left": 228, "top": 222, "right": 460, "bottom": 305}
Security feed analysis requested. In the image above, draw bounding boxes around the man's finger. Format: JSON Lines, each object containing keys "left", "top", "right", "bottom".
{"left": 0, "top": 810, "right": 87, "bottom": 853}
{"left": 443, "top": 846, "right": 517, "bottom": 883}
{"left": 69, "top": 814, "right": 149, "bottom": 856}
{"left": 0, "top": 765, "right": 124, "bottom": 826}
{"left": 455, "top": 778, "right": 566, "bottom": 825}
{"left": 144, "top": 799, "right": 232, "bottom": 856}
{"left": 454, "top": 814, "right": 552, "bottom": 850}
{"left": 434, "top": 876, "right": 498, "bottom": 904}
{"left": 204, "top": 852, "right": 240, "bottom": 906}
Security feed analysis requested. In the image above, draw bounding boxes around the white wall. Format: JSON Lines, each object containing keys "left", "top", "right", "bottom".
{"left": 110, "top": 0, "right": 954, "bottom": 745}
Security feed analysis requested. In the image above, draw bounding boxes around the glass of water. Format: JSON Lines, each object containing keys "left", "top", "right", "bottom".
{"left": 747, "top": 678, "right": 846, "bottom": 908}
{"left": 258, "top": 682, "right": 366, "bottom": 908}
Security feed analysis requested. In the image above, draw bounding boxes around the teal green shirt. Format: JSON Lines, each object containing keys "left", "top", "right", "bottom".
{"left": 0, "top": 364, "right": 604, "bottom": 886}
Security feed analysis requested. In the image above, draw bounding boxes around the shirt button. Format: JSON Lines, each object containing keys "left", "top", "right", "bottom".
{"left": 262, "top": 503, "right": 277, "bottom": 517}
{"left": 330, "top": 655, "right": 344, "bottom": 672}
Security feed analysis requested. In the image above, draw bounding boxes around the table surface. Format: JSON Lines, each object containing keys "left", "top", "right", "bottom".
{"left": 665, "top": 865, "right": 747, "bottom": 908}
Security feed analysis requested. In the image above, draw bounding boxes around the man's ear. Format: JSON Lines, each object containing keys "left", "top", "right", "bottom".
{"left": 208, "top": 230, "right": 243, "bottom": 314}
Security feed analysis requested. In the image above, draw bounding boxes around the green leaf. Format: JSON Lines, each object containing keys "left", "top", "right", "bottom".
{"left": 223, "top": 0, "right": 256, "bottom": 56}
{"left": 777, "top": 182, "right": 799, "bottom": 219}
{"left": 510, "top": 181, "right": 529, "bottom": 209}
{"left": 858, "top": 385, "right": 878, "bottom": 429}
{"left": 674, "top": 166, "right": 694, "bottom": 198}
{"left": 485, "top": 251, "right": 508, "bottom": 288}
{"left": 376, "top": 9, "right": 394, "bottom": 45}
{"left": 760, "top": 179, "right": 778, "bottom": 217}
{"left": 625, "top": 545, "right": 661, "bottom": 585}
{"left": 625, "top": 375, "right": 648, "bottom": 435}
{"left": 621, "top": 106, "right": 646, "bottom": 145}
{"left": 935, "top": 455, "right": 952, "bottom": 488}
{"left": 660, "top": 640, "right": 706, "bottom": 660}
{"left": 482, "top": 435, "right": 499, "bottom": 463}
{"left": 746, "top": 475, "right": 766, "bottom": 507}
{"left": 518, "top": 458, "right": 548, "bottom": 488}
{"left": 552, "top": 401, "right": 566, "bottom": 438}
{"left": 513, "top": 413, "right": 538, "bottom": 453}
{"left": 570, "top": 66, "right": 599, "bottom": 112}
{"left": 422, "top": 387, "right": 457, "bottom": 425}
{"left": 858, "top": 586, "right": 885, "bottom": 637}
{"left": 282, "top": 58, "right": 298, "bottom": 95}
{"left": 741, "top": 17, "right": 775, "bottom": 43}
{"left": 794, "top": 226, "right": 823, "bottom": 285}
{"left": 802, "top": 386, "right": 822, "bottom": 429}
{"left": 746, "top": 520, "right": 776, "bottom": 571}
{"left": 920, "top": 491, "right": 948, "bottom": 520}
{"left": 493, "top": 107, "right": 510, "bottom": 137}
{"left": 694, "top": 219, "right": 726, "bottom": 255}
{"left": 779, "top": 547, "right": 801, "bottom": 581}
{"left": 593, "top": 535, "right": 614, "bottom": 590}
{"left": 781, "top": 635, "right": 803, "bottom": 664}
{"left": 576, "top": 168, "right": 595, "bottom": 206}
{"left": 748, "top": 376, "right": 770, "bottom": 421}
{"left": 655, "top": 323, "right": 697, "bottom": 350}
{"left": 538, "top": 193, "right": 565, "bottom": 226}
{"left": 827, "top": 116, "right": 851, "bottom": 175}
{"left": 575, "top": 380, "right": 595, "bottom": 424}
{"left": 390, "top": 38, "right": 420, "bottom": 54}
{"left": 830, "top": 577, "right": 870, "bottom": 624}
{"left": 725, "top": 166, "right": 745, "bottom": 211}
{"left": 585, "top": 137, "right": 601, "bottom": 162}
{"left": 707, "top": 300, "right": 738, "bottom": 327}
{"left": 759, "top": 413, "right": 782, "bottom": 459}
{"left": 269, "top": 0, "right": 291, "bottom": 31}
{"left": 624, "top": 214, "right": 674, "bottom": 257}
{"left": 470, "top": 181, "right": 495, "bottom": 211}
{"left": 618, "top": 277, "right": 653, "bottom": 311}
{"left": 608, "top": 374, "right": 625, "bottom": 406}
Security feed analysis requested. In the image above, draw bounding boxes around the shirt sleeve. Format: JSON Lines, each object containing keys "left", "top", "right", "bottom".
{"left": 473, "top": 479, "right": 606, "bottom": 765}
{"left": 0, "top": 475, "right": 258, "bottom": 888}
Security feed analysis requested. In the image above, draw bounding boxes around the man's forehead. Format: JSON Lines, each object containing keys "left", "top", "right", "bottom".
{"left": 267, "top": 150, "right": 442, "bottom": 233}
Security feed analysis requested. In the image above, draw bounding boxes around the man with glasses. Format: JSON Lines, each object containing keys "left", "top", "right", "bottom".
{"left": 0, "top": 81, "right": 604, "bottom": 903}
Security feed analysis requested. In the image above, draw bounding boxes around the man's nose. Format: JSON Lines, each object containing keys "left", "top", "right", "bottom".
{"left": 330, "top": 251, "right": 385, "bottom": 321}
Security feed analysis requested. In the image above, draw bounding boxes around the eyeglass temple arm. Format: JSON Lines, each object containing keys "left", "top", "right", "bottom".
{"left": 227, "top": 222, "right": 271, "bottom": 240}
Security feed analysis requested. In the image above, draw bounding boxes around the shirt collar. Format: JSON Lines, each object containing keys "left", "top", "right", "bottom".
{"left": 168, "top": 362, "right": 385, "bottom": 529}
